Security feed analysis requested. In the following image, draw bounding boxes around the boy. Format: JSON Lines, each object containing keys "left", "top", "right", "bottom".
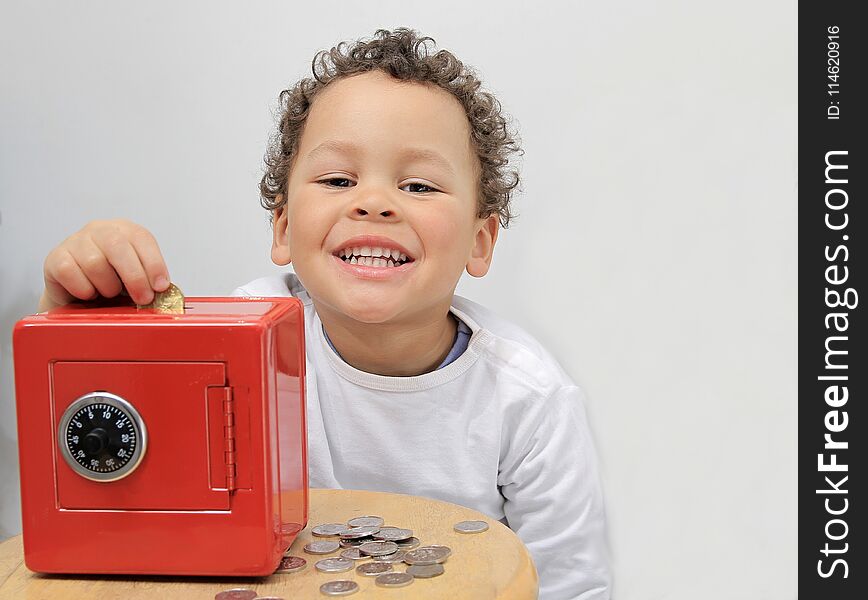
{"left": 38, "top": 28, "right": 611, "bottom": 599}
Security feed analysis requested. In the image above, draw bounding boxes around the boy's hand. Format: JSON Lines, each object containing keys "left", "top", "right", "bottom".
{"left": 38, "top": 219, "right": 171, "bottom": 312}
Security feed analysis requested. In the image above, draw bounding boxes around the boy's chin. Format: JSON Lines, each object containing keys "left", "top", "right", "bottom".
{"left": 307, "top": 285, "right": 404, "bottom": 324}
{"left": 333, "top": 300, "right": 406, "bottom": 325}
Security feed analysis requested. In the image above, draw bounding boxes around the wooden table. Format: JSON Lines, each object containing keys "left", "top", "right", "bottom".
{"left": 0, "top": 488, "right": 538, "bottom": 599}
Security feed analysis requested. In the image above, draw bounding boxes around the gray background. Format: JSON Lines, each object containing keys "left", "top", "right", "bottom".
{"left": 0, "top": 1, "right": 796, "bottom": 597}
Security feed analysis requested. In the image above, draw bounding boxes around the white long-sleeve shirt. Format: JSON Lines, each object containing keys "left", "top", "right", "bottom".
{"left": 231, "top": 273, "right": 611, "bottom": 599}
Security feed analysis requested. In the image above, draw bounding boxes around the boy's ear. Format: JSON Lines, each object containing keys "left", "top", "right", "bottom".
{"left": 271, "top": 201, "right": 292, "bottom": 266}
{"left": 466, "top": 214, "right": 499, "bottom": 277}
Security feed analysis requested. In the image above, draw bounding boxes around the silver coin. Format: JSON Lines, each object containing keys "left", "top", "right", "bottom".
{"left": 426, "top": 544, "right": 454, "bottom": 559}
{"left": 340, "top": 547, "right": 370, "bottom": 561}
{"left": 395, "top": 536, "right": 421, "bottom": 550}
{"left": 359, "top": 541, "right": 399, "bottom": 557}
{"left": 312, "top": 523, "right": 351, "bottom": 537}
{"left": 407, "top": 563, "right": 445, "bottom": 578}
{"left": 375, "top": 572, "right": 414, "bottom": 588}
{"left": 339, "top": 537, "right": 371, "bottom": 548}
{"left": 340, "top": 525, "right": 381, "bottom": 539}
{"left": 215, "top": 590, "right": 257, "bottom": 600}
{"left": 403, "top": 546, "right": 452, "bottom": 565}
{"left": 304, "top": 540, "right": 340, "bottom": 554}
{"left": 274, "top": 555, "right": 307, "bottom": 573}
{"left": 372, "top": 549, "right": 407, "bottom": 564}
{"left": 356, "top": 562, "right": 394, "bottom": 576}
{"left": 347, "top": 515, "right": 385, "bottom": 528}
{"left": 320, "top": 580, "right": 359, "bottom": 596}
{"left": 315, "top": 557, "right": 354, "bottom": 573}
{"left": 454, "top": 520, "right": 489, "bottom": 534}
{"left": 372, "top": 527, "right": 413, "bottom": 541}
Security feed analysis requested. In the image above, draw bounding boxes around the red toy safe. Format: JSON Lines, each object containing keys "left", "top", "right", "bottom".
{"left": 12, "top": 295, "right": 308, "bottom": 576}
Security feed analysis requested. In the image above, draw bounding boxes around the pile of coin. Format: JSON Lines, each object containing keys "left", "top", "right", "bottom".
{"left": 298, "top": 515, "right": 452, "bottom": 594}
{"left": 304, "top": 516, "right": 487, "bottom": 595}
{"left": 214, "top": 516, "right": 489, "bottom": 598}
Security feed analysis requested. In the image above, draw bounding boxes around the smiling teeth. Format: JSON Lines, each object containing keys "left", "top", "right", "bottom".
{"left": 339, "top": 246, "right": 409, "bottom": 263}
{"left": 347, "top": 256, "right": 400, "bottom": 267}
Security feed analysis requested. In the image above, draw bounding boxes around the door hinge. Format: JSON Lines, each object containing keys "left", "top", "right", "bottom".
{"left": 221, "top": 387, "right": 237, "bottom": 492}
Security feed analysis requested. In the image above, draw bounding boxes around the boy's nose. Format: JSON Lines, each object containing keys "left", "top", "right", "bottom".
{"left": 355, "top": 208, "right": 393, "bottom": 217}
{"left": 348, "top": 185, "right": 401, "bottom": 220}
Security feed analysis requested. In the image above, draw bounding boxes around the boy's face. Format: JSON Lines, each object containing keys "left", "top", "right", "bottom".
{"left": 271, "top": 70, "right": 498, "bottom": 325}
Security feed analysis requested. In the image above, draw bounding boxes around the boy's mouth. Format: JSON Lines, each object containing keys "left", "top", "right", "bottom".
{"left": 331, "top": 235, "right": 417, "bottom": 269}
{"left": 333, "top": 246, "right": 414, "bottom": 268}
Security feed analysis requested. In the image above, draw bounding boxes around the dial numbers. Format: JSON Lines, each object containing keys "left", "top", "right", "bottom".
{"left": 64, "top": 403, "right": 137, "bottom": 474}
{"left": 58, "top": 392, "right": 147, "bottom": 482}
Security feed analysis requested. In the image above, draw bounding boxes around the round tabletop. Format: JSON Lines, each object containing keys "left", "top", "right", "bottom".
{"left": 0, "top": 488, "right": 538, "bottom": 599}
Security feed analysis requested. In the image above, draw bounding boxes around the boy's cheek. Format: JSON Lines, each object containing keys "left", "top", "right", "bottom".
{"left": 423, "top": 215, "right": 470, "bottom": 252}
{"left": 288, "top": 205, "right": 329, "bottom": 245}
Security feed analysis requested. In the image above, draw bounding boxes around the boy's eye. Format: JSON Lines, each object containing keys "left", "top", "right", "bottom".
{"left": 401, "top": 182, "right": 438, "bottom": 194}
{"left": 318, "top": 177, "right": 353, "bottom": 188}
{"left": 316, "top": 178, "right": 439, "bottom": 194}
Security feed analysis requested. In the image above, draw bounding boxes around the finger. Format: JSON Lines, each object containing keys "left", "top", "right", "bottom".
{"left": 128, "top": 227, "right": 171, "bottom": 292}
{"left": 43, "top": 248, "right": 97, "bottom": 305}
{"left": 89, "top": 233, "right": 154, "bottom": 305}
{"left": 68, "top": 236, "right": 128, "bottom": 301}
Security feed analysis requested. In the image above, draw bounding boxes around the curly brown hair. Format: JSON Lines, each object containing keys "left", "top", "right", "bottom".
{"left": 259, "top": 27, "right": 523, "bottom": 229}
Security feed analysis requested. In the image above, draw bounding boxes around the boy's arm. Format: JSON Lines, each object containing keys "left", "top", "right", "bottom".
{"left": 498, "top": 384, "right": 612, "bottom": 600}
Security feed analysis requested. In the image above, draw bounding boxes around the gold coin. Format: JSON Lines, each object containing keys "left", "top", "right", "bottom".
{"left": 137, "top": 283, "right": 185, "bottom": 314}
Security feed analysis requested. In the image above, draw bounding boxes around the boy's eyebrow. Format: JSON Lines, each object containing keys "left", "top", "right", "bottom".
{"left": 306, "top": 140, "right": 456, "bottom": 176}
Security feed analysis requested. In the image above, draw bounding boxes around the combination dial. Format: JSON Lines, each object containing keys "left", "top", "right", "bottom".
{"left": 58, "top": 392, "right": 147, "bottom": 482}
